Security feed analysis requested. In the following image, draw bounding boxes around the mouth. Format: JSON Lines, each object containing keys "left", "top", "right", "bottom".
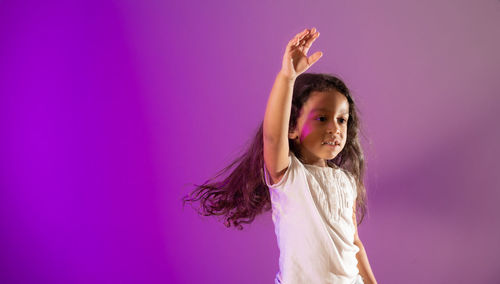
{"left": 322, "top": 141, "right": 341, "bottom": 147}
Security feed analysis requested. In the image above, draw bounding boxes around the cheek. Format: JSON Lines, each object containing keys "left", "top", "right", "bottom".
{"left": 341, "top": 128, "right": 347, "bottom": 141}
{"left": 299, "top": 125, "right": 322, "bottom": 145}
{"left": 300, "top": 124, "right": 314, "bottom": 137}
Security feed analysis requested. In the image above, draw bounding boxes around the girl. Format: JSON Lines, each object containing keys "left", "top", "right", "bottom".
{"left": 183, "top": 27, "right": 377, "bottom": 284}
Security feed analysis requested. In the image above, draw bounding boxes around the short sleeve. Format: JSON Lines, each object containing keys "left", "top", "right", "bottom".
{"left": 263, "top": 152, "right": 293, "bottom": 189}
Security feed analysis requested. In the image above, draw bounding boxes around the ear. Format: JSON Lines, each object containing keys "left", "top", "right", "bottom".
{"left": 288, "top": 129, "right": 299, "bottom": 140}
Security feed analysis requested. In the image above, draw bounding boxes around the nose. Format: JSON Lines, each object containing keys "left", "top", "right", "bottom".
{"left": 327, "top": 121, "right": 342, "bottom": 134}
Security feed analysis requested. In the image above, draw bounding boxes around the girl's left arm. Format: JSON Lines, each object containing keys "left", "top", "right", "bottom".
{"left": 352, "top": 202, "right": 378, "bottom": 284}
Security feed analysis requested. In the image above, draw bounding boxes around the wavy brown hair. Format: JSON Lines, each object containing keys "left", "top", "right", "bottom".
{"left": 182, "top": 73, "right": 369, "bottom": 230}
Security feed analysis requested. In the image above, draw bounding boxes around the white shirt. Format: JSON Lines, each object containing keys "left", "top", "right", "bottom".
{"left": 263, "top": 151, "right": 361, "bottom": 284}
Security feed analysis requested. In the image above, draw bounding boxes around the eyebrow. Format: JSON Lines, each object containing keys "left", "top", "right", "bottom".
{"left": 311, "top": 108, "right": 349, "bottom": 115}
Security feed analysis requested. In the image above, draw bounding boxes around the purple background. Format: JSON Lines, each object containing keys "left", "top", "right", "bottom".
{"left": 1, "top": 0, "right": 499, "bottom": 283}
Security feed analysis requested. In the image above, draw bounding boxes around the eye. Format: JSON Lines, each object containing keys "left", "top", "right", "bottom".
{"left": 316, "top": 116, "right": 327, "bottom": 122}
{"left": 338, "top": 118, "right": 348, "bottom": 124}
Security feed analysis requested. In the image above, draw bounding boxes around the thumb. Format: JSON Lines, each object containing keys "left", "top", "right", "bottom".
{"left": 307, "top": 51, "right": 323, "bottom": 66}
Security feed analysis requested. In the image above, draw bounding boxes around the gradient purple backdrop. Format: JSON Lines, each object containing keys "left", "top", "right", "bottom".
{"left": 1, "top": 0, "right": 499, "bottom": 283}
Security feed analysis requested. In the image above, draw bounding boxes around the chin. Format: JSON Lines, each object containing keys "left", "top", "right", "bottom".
{"left": 325, "top": 153, "right": 339, "bottom": 160}
{"left": 330, "top": 154, "right": 339, "bottom": 160}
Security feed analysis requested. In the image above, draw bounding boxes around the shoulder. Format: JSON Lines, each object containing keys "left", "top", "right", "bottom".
{"left": 263, "top": 151, "right": 305, "bottom": 190}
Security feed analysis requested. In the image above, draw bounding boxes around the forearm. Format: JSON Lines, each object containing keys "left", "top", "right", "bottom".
{"left": 262, "top": 71, "right": 295, "bottom": 144}
{"left": 355, "top": 240, "right": 377, "bottom": 284}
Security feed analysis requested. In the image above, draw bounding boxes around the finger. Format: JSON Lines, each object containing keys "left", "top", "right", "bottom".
{"left": 297, "top": 28, "right": 311, "bottom": 41}
{"left": 298, "top": 27, "right": 315, "bottom": 41}
{"left": 288, "top": 28, "right": 311, "bottom": 47}
{"left": 297, "top": 32, "right": 317, "bottom": 53}
{"left": 307, "top": 51, "right": 323, "bottom": 66}
{"left": 302, "top": 31, "right": 320, "bottom": 54}
{"left": 296, "top": 28, "right": 310, "bottom": 41}
{"left": 295, "top": 28, "right": 317, "bottom": 49}
{"left": 286, "top": 28, "right": 314, "bottom": 56}
{"left": 288, "top": 30, "right": 307, "bottom": 45}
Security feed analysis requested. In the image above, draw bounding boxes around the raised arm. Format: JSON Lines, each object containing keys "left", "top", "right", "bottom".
{"left": 263, "top": 28, "right": 322, "bottom": 184}
{"left": 262, "top": 72, "right": 295, "bottom": 184}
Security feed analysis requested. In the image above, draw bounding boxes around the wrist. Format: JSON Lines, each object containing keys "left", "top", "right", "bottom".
{"left": 278, "top": 70, "right": 297, "bottom": 82}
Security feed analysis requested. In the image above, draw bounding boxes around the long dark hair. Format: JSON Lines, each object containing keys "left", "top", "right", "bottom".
{"left": 182, "top": 73, "right": 368, "bottom": 230}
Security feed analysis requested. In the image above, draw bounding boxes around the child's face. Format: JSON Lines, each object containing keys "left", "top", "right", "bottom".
{"left": 289, "top": 89, "right": 350, "bottom": 167}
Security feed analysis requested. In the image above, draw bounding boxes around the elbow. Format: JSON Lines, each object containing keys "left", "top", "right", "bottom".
{"left": 263, "top": 132, "right": 288, "bottom": 148}
{"left": 263, "top": 133, "right": 277, "bottom": 144}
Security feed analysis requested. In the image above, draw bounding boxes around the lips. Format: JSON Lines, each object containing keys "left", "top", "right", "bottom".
{"left": 322, "top": 140, "right": 341, "bottom": 146}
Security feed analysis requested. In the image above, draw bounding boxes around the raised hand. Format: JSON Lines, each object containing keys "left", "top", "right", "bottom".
{"left": 281, "top": 27, "right": 323, "bottom": 80}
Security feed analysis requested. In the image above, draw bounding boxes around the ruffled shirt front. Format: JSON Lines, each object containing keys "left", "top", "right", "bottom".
{"left": 263, "top": 151, "right": 361, "bottom": 284}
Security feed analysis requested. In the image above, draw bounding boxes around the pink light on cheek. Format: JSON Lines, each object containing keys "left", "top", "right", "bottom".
{"left": 299, "top": 124, "right": 313, "bottom": 140}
